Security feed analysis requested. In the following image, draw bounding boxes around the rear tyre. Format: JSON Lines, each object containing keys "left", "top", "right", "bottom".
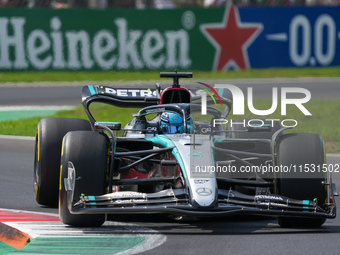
{"left": 276, "top": 133, "right": 327, "bottom": 228}
{"left": 59, "top": 131, "right": 108, "bottom": 227}
{"left": 34, "top": 118, "right": 91, "bottom": 207}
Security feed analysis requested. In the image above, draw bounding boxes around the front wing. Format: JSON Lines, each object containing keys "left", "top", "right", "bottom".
{"left": 64, "top": 163, "right": 336, "bottom": 219}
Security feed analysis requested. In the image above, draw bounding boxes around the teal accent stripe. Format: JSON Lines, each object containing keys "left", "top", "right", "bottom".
{"left": 146, "top": 135, "right": 175, "bottom": 148}
{"left": 303, "top": 200, "right": 309, "bottom": 212}
{"left": 88, "top": 85, "right": 96, "bottom": 95}
{"left": 172, "top": 148, "right": 185, "bottom": 177}
{"left": 98, "top": 122, "right": 120, "bottom": 124}
{"left": 218, "top": 88, "right": 223, "bottom": 97}
{"left": 214, "top": 138, "right": 224, "bottom": 143}
{"left": 145, "top": 136, "right": 187, "bottom": 178}
{"left": 88, "top": 196, "right": 96, "bottom": 207}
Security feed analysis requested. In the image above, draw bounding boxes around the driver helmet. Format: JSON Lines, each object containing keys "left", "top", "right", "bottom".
{"left": 159, "top": 112, "right": 192, "bottom": 134}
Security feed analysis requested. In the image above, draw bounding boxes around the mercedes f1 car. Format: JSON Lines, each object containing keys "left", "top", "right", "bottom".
{"left": 34, "top": 72, "right": 336, "bottom": 228}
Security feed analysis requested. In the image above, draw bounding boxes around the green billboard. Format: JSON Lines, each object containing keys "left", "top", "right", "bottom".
{"left": 0, "top": 8, "right": 216, "bottom": 71}
{"left": 1, "top": 7, "right": 339, "bottom": 71}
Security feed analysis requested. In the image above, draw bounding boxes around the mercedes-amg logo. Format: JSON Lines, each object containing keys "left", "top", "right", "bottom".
{"left": 172, "top": 116, "right": 179, "bottom": 121}
{"left": 196, "top": 188, "right": 212, "bottom": 196}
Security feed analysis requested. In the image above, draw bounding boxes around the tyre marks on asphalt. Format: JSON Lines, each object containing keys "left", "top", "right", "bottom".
{"left": 0, "top": 209, "right": 166, "bottom": 254}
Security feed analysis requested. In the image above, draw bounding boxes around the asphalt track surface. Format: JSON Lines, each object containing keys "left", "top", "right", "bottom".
{"left": 1, "top": 78, "right": 340, "bottom": 254}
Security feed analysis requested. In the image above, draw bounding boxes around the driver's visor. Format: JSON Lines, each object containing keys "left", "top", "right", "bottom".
{"left": 161, "top": 124, "right": 182, "bottom": 134}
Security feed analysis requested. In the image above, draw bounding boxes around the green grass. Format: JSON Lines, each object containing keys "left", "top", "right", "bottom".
{"left": 0, "top": 66, "right": 339, "bottom": 82}
{"left": 0, "top": 99, "right": 339, "bottom": 153}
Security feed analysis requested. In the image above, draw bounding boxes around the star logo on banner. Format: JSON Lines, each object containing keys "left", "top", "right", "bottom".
{"left": 201, "top": 7, "right": 262, "bottom": 71}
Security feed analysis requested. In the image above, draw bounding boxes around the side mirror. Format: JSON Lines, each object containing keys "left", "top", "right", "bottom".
{"left": 94, "top": 122, "right": 121, "bottom": 131}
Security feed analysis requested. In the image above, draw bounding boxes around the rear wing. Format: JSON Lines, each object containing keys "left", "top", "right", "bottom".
{"left": 81, "top": 71, "right": 233, "bottom": 125}
{"left": 82, "top": 85, "right": 160, "bottom": 125}
{"left": 82, "top": 85, "right": 159, "bottom": 108}
{"left": 82, "top": 72, "right": 196, "bottom": 108}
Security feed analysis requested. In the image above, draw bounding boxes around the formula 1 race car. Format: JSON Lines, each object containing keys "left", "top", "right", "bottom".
{"left": 34, "top": 72, "right": 336, "bottom": 228}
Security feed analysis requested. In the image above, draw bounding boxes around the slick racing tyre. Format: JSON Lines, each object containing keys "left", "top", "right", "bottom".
{"left": 276, "top": 133, "right": 327, "bottom": 228}
{"left": 59, "top": 131, "right": 108, "bottom": 227}
{"left": 34, "top": 118, "right": 91, "bottom": 207}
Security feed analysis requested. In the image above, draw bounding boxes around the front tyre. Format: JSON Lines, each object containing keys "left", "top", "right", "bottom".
{"left": 276, "top": 133, "right": 327, "bottom": 228}
{"left": 59, "top": 131, "right": 108, "bottom": 227}
{"left": 34, "top": 118, "right": 91, "bottom": 207}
